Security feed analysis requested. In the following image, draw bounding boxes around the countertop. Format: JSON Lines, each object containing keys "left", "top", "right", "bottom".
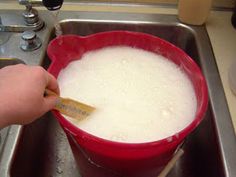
{"left": 1, "top": 2, "right": 236, "bottom": 133}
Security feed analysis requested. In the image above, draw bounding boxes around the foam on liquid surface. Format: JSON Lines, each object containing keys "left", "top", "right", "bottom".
{"left": 57, "top": 46, "right": 197, "bottom": 143}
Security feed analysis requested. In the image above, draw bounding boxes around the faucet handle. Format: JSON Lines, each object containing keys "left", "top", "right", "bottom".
{"left": 20, "top": 30, "right": 42, "bottom": 51}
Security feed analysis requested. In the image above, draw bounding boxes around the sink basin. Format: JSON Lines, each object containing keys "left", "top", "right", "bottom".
{"left": 1, "top": 11, "right": 235, "bottom": 177}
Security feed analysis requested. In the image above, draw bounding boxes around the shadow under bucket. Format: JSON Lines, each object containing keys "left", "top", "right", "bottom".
{"left": 47, "top": 31, "right": 208, "bottom": 177}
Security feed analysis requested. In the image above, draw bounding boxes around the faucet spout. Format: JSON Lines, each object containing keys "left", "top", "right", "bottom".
{"left": 0, "top": 0, "right": 64, "bottom": 32}
{"left": 42, "top": 0, "right": 64, "bottom": 11}
{"left": 19, "top": 0, "right": 64, "bottom": 11}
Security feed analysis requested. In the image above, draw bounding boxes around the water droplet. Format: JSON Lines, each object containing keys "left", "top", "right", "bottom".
{"left": 56, "top": 157, "right": 61, "bottom": 163}
{"left": 175, "top": 134, "right": 179, "bottom": 138}
{"left": 167, "top": 137, "right": 173, "bottom": 142}
{"left": 60, "top": 131, "right": 64, "bottom": 135}
{"left": 56, "top": 166, "right": 63, "bottom": 174}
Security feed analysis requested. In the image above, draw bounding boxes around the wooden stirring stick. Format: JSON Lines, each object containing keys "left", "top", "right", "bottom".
{"left": 157, "top": 148, "right": 184, "bottom": 177}
{"left": 45, "top": 89, "right": 95, "bottom": 120}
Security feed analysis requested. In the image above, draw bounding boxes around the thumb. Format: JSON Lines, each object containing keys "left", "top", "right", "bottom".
{"left": 42, "top": 95, "right": 58, "bottom": 112}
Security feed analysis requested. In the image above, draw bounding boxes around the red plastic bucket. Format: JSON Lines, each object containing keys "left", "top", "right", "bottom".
{"left": 47, "top": 31, "right": 208, "bottom": 177}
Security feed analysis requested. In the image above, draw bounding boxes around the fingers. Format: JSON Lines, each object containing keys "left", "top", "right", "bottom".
{"left": 42, "top": 95, "right": 58, "bottom": 112}
{"left": 30, "top": 65, "right": 60, "bottom": 95}
{"left": 46, "top": 72, "right": 60, "bottom": 95}
{"left": 42, "top": 70, "right": 60, "bottom": 113}
{"left": 42, "top": 67, "right": 60, "bottom": 111}
{"left": 28, "top": 66, "right": 60, "bottom": 112}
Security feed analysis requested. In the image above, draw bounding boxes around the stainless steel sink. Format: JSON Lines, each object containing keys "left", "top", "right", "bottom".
{"left": 0, "top": 10, "right": 235, "bottom": 177}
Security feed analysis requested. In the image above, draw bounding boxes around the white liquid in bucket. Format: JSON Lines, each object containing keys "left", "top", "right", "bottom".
{"left": 57, "top": 46, "right": 197, "bottom": 143}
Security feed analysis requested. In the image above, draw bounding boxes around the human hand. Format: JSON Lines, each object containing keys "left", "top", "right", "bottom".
{"left": 0, "top": 64, "right": 59, "bottom": 128}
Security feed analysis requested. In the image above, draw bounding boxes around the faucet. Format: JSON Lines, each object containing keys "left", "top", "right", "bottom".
{"left": 0, "top": 0, "right": 64, "bottom": 32}
{"left": 19, "top": 0, "right": 64, "bottom": 11}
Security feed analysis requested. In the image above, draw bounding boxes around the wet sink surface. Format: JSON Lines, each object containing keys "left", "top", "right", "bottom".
{"left": 5, "top": 12, "right": 236, "bottom": 177}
